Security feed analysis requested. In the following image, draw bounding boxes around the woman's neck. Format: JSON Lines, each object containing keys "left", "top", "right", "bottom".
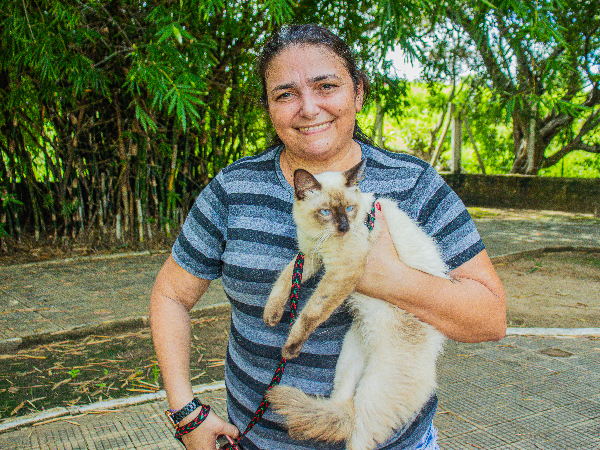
{"left": 280, "top": 141, "right": 363, "bottom": 186}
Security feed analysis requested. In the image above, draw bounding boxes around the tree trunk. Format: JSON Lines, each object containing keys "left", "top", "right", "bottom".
{"left": 510, "top": 107, "right": 545, "bottom": 175}
{"left": 372, "top": 100, "right": 384, "bottom": 148}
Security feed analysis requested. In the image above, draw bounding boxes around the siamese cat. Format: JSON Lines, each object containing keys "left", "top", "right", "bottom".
{"left": 263, "top": 160, "right": 447, "bottom": 450}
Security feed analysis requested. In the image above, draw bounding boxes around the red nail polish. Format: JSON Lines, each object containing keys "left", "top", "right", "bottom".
{"left": 375, "top": 202, "right": 381, "bottom": 211}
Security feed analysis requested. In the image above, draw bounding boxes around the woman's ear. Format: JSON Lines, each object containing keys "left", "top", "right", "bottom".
{"left": 354, "top": 80, "right": 364, "bottom": 113}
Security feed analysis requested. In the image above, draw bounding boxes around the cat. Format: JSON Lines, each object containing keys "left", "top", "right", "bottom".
{"left": 262, "top": 160, "right": 447, "bottom": 450}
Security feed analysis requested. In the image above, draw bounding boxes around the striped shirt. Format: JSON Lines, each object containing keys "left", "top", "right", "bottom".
{"left": 172, "top": 142, "right": 485, "bottom": 449}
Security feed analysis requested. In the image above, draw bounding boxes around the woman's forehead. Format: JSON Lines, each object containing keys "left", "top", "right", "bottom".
{"left": 265, "top": 45, "right": 350, "bottom": 86}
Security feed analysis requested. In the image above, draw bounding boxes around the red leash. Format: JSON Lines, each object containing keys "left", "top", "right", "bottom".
{"left": 225, "top": 252, "right": 304, "bottom": 449}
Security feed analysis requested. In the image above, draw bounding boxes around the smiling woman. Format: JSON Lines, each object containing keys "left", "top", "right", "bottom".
{"left": 150, "top": 23, "right": 505, "bottom": 450}
{"left": 265, "top": 44, "right": 364, "bottom": 181}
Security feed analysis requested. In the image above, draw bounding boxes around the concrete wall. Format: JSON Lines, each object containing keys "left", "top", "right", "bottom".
{"left": 441, "top": 173, "right": 600, "bottom": 215}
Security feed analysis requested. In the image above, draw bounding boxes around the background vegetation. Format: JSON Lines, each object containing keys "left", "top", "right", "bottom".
{"left": 1, "top": 0, "right": 598, "bottom": 250}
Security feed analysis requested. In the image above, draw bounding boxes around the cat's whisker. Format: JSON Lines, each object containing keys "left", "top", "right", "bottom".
{"left": 313, "top": 230, "right": 330, "bottom": 250}
{"left": 311, "top": 231, "right": 332, "bottom": 266}
{"left": 351, "top": 228, "right": 369, "bottom": 243}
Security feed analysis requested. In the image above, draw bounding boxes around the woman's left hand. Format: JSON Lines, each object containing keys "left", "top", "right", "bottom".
{"left": 355, "top": 202, "right": 507, "bottom": 343}
{"left": 356, "top": 203, "right": 408, "bottom": 299}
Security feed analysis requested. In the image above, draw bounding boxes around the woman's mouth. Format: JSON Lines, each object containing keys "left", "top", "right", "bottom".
{"left": 297, "top": 122, "right": 331, "bottom": 133}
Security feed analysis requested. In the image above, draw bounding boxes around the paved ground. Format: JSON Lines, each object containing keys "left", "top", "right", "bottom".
{"left": 1, "top": 336, "right": 599, "bottom": 449}
{"left": 0, "top": 208, "right": 599, "bottom": 449}
{"left": 1, "top": 208, "right": 598, "bottom": 346}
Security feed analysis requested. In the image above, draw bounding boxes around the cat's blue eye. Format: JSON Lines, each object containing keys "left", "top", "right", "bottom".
{"left": 320, "top": 209, "right": 331, "bottom": 216}
{"left": 346, "top": 206, "right": 354, "bottom": 212}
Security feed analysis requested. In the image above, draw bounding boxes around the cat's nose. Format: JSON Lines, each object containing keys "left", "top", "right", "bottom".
{"left": 337, "top": 217, "right": 349, "bottom": 233}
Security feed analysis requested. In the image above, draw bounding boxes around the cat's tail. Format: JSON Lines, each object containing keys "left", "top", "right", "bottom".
{"left": 267, "top": 385, "right": 353, "bottom": 442}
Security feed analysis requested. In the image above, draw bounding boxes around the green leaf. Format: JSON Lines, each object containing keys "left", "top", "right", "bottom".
{"left": 172, "top": 25, "right": 182, "bottom": 44}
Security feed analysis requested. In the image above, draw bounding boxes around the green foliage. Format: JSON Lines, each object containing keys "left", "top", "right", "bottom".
{"left": 1, "top": 192, "right": 24, "bottom": 209}
{"left": 1, "top": 0, "right": 598, "bottom": 244}
{"left": 0, "top": 0, "right": 301, "bottom": 240}
{"left": 408, "top": 0, "right": 600, "bottom": 174}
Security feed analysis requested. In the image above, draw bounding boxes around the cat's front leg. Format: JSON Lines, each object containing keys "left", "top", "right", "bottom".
{"left": 264, "top": 255, "right": 317, "bottom": 327}
{"left": 264, "top": 259, "right": 296, "bottom": 326}
{"left": 282, "top": 272, "right": 358, "bottom": 359}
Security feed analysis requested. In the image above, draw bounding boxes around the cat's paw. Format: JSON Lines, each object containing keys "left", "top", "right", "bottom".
{"left": 282, "top": 339, "right": 304, "bottom": 360}
{"left": 263, "top": 298, "right": 285, "bottom": 327}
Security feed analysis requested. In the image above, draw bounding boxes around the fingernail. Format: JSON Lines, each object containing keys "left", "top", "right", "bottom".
{"left": 375, "top": 202, "right": 381, "bottom": 211}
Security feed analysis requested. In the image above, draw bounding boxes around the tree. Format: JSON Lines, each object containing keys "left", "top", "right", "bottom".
{"left": 411, "top": 0, "right": 600, "bottom": 174}
{"left": 0, "top": 0, "right": 417, "bottom": 245}
{"left": 0, "top": 0, "right": 293, "bottom": 243}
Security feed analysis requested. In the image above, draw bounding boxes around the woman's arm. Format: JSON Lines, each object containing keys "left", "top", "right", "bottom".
{"left": 356, "top": 208, "right": 507, "bottom": 343}
{"left": 150, "top": 255, "right": 239, "bottom": 449}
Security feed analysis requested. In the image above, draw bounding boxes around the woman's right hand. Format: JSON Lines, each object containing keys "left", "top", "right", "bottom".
{"left": 180, "top": 410, "right": 240, "bottom": 450}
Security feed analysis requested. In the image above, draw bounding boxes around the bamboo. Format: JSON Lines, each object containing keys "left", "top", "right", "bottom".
{"left": 430, "top": 103, "right": 455, "bottom": 168}
{"left": 166, "top": 130, "right": 179, "bottom": 237}
{"left": 464, "top": 117, "right": 486, "bottom": 174}
{"left": 451, "top": 116, "right": 462, "bottom": 174}
{"left": 116, "top": 208, "right": 121, "bottom": 240}
{"left": 98, "top": 172, "right": 105, "bottom": 229}
{"left": 136, "top": 198, "right": 144, "bottom": 243}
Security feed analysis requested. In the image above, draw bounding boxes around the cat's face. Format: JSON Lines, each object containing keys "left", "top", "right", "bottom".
{"left": 293, "top": 161, "right": 365, "bottom": 235}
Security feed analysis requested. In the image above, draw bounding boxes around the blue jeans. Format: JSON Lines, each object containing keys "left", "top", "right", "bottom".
{"left": 413, "top": 424, "right": 440, "bottom": 450}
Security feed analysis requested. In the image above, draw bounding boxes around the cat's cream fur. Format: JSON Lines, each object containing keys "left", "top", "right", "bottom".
{"left": 263, "top": 161, "right": 447, "bottom": 450}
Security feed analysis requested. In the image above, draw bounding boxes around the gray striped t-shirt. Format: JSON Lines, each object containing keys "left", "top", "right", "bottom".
{"left": 172, "top": 142, "right": 485, "bottom": 449}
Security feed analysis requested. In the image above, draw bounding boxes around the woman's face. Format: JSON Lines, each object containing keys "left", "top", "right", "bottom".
{"left": 265, "top": 45, "right": 364, "bottom": 162}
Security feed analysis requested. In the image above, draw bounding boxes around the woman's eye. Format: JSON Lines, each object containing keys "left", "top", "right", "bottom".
{"left": 320, "top": 209, "right": 331, "bottom": 216}
{"left": 276, "top": 92, "right": 292, "bottom": 100}
{"left": 346, "top": 205, "right": 354, "bottom": 212}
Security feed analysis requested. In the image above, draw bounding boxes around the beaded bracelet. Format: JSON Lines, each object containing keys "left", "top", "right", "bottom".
{"left": 174, "top": 404, "right": 211, "bottom": 443}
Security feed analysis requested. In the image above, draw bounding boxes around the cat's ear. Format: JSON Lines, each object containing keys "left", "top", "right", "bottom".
{"left": 343, "top": 159, "right": 366, "bottom": 187}
{"left": 294, "top": 169, "right": 322, "bottom": 200}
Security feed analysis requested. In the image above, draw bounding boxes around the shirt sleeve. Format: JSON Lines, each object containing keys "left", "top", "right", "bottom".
{"left": 409, "top": 166, "right": 485, "bottom": 270}
{"left": 171, "top": 171, "right": 229, "bottom": 279}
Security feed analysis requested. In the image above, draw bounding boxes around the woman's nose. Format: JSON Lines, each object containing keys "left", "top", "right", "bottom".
{"left": 299, "top": 92, "right": 320, "bottom": 118}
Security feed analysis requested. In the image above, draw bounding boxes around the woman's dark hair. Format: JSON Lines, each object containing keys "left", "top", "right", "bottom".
{"left": 256, "top": 24, "right": 373, "bottom": 145}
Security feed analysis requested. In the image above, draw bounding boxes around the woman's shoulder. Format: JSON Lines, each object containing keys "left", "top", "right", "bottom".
{"left": 362, "top": 143, "right": 432, "bottom": 173}
{"left": 220, "top": 145, "right": 282, "bottom": 176}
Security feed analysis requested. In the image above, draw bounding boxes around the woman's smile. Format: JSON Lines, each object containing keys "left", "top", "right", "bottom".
{"left": 297, "top": 122, "right": 332, "bottom": 133}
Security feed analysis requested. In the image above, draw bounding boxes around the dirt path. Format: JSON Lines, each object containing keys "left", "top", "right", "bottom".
{"left": 496, "top": 250, "right": 600, "bottom": 328}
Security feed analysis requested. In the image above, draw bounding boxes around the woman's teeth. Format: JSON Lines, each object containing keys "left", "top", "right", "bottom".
{"left": 298, "top": 123, "right": 330, "bottom": 132}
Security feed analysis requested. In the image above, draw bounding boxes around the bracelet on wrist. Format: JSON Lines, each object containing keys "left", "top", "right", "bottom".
{"left": 166, "top": 397, "right": 202, "bottom": 427}
{"left": 174, "top": 404, "right": 211, "bottom": 443}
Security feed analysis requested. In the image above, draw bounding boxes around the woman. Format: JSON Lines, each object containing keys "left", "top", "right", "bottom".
{"left": 150, "top": 24, "right": 506, "bottom": 450}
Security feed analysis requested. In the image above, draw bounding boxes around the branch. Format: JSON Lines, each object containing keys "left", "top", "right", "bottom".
{"left": 537, "top": 46, "right": 565, "bottom": 77}
{"left": 582, "top": 21, "right": 600, "bottom": 90}
{"left": 583, "top": 84, "right": 600, "bottom": 108}
{"left": 494, "top": 11, "right": 533, "bottom": 90}
{"left": 97, "top": 3, "right": 133, "bottom": 48}
{"left": 543, "top": 109, "right": 600, "bottom": 167}
{"left": 92, "top": 47, "right": 133, "bottom": 68}
{"left": 579, "top": 108, "right": 600, "bottom": 137}
{"left": 448, "top": 6, "right": 514, "bottom": 95}
{"left": 545, "top": 140, "right": 600, "bottom": 168}
{"left": 21, "top": 0, "right": 35, "bottom": 41}
{"left": 539, "top": 114, "right": 573, "bottom": 140}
